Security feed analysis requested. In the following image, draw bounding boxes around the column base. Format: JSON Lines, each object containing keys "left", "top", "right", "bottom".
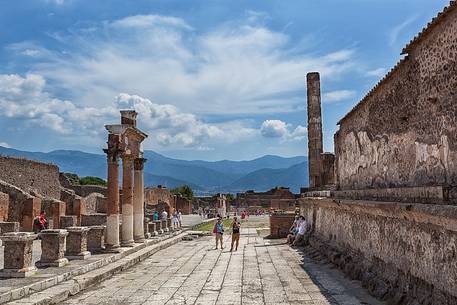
{"left": 102, "top": 245, "right": 121, "bottom": 253}
{"left": 36, "top": 258, "right": 69, "bottom": 268}
{"left": 121, "top": 240, "right": 135, "bottom": 247}
{"left": 143, "top": 233, "right": 151, "bottom": 240}
{"left": 66, "top": 251, "right": 91, "bottom": 260}
{"left": 134, "top": 235, "right": 145, "bottom": 243}
{"left": 151, "top": 231, "right": 158, "bottom": 237}
{"left": 158, "top": 229, "right": 164, "bottom": 235}
{"left": 0, "top": 266, "right": 37, "bottom": 278}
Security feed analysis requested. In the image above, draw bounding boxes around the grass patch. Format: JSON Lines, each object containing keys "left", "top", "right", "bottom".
{"left": 194, "top": 218, "right": 242, "bottom": 233}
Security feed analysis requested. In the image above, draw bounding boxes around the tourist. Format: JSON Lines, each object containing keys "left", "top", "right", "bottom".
{"left": 213, "top": 218, "right": 224, "bottom": 249}
{"left": 33, "top": 210, "right": 48, "bottom": 234}
{"left": 161, "top": 209, "right": 168, "bottom": 220}
{"left": 152, "top": 210, "right": 159, "bottom": 221}
{"left": 177, "top": 210, "right": 182, "bottom": 228}
{"left": 230, "top": 217, "right": 241, "bottom": 252}
{"left": 172, "top": 211, "right": 179, "bottom": 229}
{"left": 287, "top": 216, "right": 299, "bottom": 244}
{"left": 292, "top": 216, "right": 307, "bottom": 246}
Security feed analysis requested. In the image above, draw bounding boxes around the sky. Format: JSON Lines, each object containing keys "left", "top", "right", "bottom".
{"left": 0, "top": 0, "right": 450, "bottom": 161}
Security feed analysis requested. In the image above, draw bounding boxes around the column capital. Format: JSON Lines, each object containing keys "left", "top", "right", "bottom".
{"left": 134, "top": 158, "right": 147, "bottom": 171}
{"left": 103, "top": 148, "right": 123, "bottom": 163}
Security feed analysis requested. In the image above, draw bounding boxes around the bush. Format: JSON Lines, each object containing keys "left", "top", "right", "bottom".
{"left": 79, "top": 176, "right": 107, "bottom": 186}
{"left": 171, "top": 185, "right": 194, "bottom": 200}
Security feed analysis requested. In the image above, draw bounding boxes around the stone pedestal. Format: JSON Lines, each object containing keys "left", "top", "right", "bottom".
{"left": 87, "top": 226, "right": 105, "bottom": 253}
{"left": 153, "top": 221, "right": 163, "bottom": 234}
{"left": 162, "top": 219, "right": 169, "bottom": 233}
{"left": 167, "top": 218, "right": 173, "bottom": 231}
{"left": 36, "top": 229, "right": 68, "bottom": 267}
{"left": 0, "top": 232, "right": 37, "bottom": 278}
{"left": 143, "top": 219, "right": 150, "bottom": 239}
{"left": 121, "top": 156, "right": 135, "bottom": 247}
{"left": 65, "top": 227, "right": 91, "bottom": 260}
{"left": 0, "top": 221, "right": 20, "bottom": 234}
{"left": 60, "top": 216, "right": 78, "bottom": 229}
{"left": 133, "top": 158, "right": 146, "bottom": 243}
{"left": 148, "top": 222, "right": 158, "bottom": 236}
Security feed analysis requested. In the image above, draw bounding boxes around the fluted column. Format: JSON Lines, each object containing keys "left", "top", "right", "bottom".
{"left": 105, "top": 146, "right": 121, "bottom": 250}
{"left": 121, "top": 155, "right": 135, "bottom": 246}
{"left": 133, "top": 158, "right": 146, "bottom": 242}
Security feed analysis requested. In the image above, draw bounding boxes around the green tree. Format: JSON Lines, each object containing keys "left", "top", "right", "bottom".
{"left": 225, "top": 193, "right": 234, "bottom": 202}
{"left": 171, "top": 185, "right": 194, "bottom": 200}
{"left": 64, "top": 173, "right": 80, "bottom": 185}
{"left": 79, "top": 176, "right": 107, "bottom": 186}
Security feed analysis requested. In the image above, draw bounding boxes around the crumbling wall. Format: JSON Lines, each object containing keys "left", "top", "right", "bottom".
{"left": 335, "top": 6, "right": 457, "bottom": 191}
{"left": 0, "top": 156, "right": 60, "bottom": 199}
{"left": 0, "top": 192, "right": 9, "bottom": 221}
{"left": 300, "top": 197, "right": 457, "bottom": 304}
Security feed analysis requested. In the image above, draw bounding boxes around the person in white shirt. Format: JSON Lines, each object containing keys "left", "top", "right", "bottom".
{"left": 161, "top": 210, "right": 168, "bottom": 220}
{"left": 177, "top": 210, "right": 182, "bottom": 228}
{"left": 292, "top": 216, "right": 307, "bottom": 246}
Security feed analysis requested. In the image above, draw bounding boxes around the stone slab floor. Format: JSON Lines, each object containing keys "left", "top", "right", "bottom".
{"left": 60, "top": 218, "right": 383, "bottom": 305}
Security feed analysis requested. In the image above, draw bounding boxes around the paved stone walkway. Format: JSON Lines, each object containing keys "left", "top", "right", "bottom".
{"left": 60, "top": 225, "right": 382, "bottom": 305}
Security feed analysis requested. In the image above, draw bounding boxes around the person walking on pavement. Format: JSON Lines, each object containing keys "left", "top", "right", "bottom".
{"left": 230, "top": 217, "right": 241, "bottom": 252}
{"left": 213, "top": 217, "right": 224, "bottom": 250}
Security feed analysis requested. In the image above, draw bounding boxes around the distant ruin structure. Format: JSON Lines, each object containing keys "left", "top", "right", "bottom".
{"left": 302, "top": 2, "right": 457, "bottom": 304}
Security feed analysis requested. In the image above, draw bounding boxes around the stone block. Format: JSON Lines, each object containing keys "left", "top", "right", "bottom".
{"left": 51, "top": 201, "right": 66, "bottom": 229}
{"left": 0, "top": 221, "right": 20, "bottom": 234}
{"left": 269, "top": 213, "right": 295, "bottom": 238}
{"left": 87, "top": 225, "right": 105, "bottom": 253}
{"left": 0, "top": 232, "right": 37, "bottom": 278}
{"left": 65, "top": 227, "right": 91, "bottom": 260}
{"left": 36, "top": 229, "right": 69, "bottom": 267}
{"left": 148, "top": 222, "right": 158, "bottom": 236}
{"left": 153, "top": 220, "right": 163, "bottom": 234}
{"left": 21, "top": 197, "right": 41, "bottom": 232}
{"left": 162, "top": 219, "right": 169, "bottom": 233}
{"left": 143, "top": 219, "right": 151, "bottom": 239}
{"left": 0, "top": 192, "right": 8, "bottom": 221}
{"left": 60, "top": 215, "right": 78, "bottom": 229}
{"left": 81, "top": 213, "right": 107, "bottom": 226}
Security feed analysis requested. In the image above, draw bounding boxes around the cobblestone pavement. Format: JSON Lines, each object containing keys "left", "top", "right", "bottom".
{"left": 60, "top": 220, "right": 383, "bottom": 305}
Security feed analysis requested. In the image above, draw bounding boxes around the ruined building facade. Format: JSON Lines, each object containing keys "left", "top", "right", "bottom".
{"left": 303, "top": 2, "right": 457, "bottom": 304}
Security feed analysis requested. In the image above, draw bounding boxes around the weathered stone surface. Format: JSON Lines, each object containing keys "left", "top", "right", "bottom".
{"left": 0, "top": 221, "right": 19, "bottom": 234}
{"left": 300, "top": 197, "right": 457, "bottom": 304}
{"left": 60, "top": 216, "right": 78, "bottom": 229}
{"left": 80, "top": 214, "right": 107, "bottom": 226}
{"left": 36, "top": 229, "right": 68, "bottom": 267}
{"left": 269, "top": 213, "right": 295, "bottom": 238}
{"left": 0, "top": 192, "right": 8, "bottom": 221}
{"left": 0, "top": 232, "right": 37, "bottom": 278}
{"left": 335, "top": 3, "right": 457, "bottom": 193}
{"left": 87, "top": 226, "right": 105, "bottom": 253}
{"left": 65, "top": 227, "right": 91, "bottom": 260}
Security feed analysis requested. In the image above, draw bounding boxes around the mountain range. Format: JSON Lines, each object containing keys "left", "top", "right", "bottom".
{"left": 0, "top": 146, "right": 308, "bottom": 194}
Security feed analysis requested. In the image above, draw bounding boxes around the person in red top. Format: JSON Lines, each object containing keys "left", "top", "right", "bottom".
{"left": 34, "top": 210, "right": 48, "bottom": 233}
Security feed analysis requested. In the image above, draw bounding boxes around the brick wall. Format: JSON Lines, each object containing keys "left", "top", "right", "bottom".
{"left": 0, "top": 192, "right": 8, "bottom": 221}
{"left": 269, "top": 213, "right": 295, "bottom": 238}
{"left": 0, "top": 156, "right": 60, "bottom": 199}
{"left": 335, "top": 4, "right": 457, "bottom": 191}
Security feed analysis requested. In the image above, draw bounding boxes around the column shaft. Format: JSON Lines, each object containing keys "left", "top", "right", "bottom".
{"left": 133, "top": 158, "right": 146, "bottom": 242}
{"left": 122, "top": 156, "right": 135, "bottom": 246}
{"left": 106, "top": 157, "right": 120, "bottom": 249}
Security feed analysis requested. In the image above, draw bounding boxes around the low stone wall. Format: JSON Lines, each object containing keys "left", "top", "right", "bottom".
{"left": 299, "top": 197, "right": 457, "bottom": 304}
{"left": 269, "top": 213, "right": 295, "bottom": 238}
{"left": 81, "top": 213, "right": 107, "bottom": 226}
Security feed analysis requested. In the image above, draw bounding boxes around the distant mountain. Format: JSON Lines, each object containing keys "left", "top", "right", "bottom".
{"left": 226, "top": 162, "right": 307, "bottom": 193}
{"left": 0, "top": 146, "right": 308, "bottom": 193}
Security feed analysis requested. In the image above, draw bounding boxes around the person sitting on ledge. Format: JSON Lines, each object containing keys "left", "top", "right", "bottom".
{"left": 292, "top": 216, "right": 307, "bottom": 247}
{"left": 287, "top": 215, "right": 299, "bottom": 244}
{"left": 34, "top": 210, "right": 48, "bottom": 234}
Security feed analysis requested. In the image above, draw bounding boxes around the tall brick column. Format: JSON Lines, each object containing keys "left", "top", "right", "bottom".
{"left": 133, "top": 158, "right": 146, "bottom": 242}
{"left": 122, "top": 155, "right": 135, "bottom": 246}
{"left": 104, "top": 134, "right": 122, "bottom": 250}
{"left": 307, "top": 72, "right": 324, "bottom": 189}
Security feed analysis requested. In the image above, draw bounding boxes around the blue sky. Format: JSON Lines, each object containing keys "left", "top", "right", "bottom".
{"left": 0, "top": 0, "right": 450, "bottom": 160}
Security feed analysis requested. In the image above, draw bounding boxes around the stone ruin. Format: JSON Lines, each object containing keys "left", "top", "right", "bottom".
{"left": 0, "top": 110, "right": 181, "bottom": 278}
{"left": 300, "top": 2, "right": 457, "bottom": 304}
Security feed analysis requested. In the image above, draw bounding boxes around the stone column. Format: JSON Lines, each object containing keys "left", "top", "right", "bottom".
{"left": 36, "top": 229, "right": 68, "bottom": 267}
{"left": 105, "top": 144, "right": 121, "bottom": 250}
{"left": 162, "top": 219, "right": 169, "bottom": 233}
{"left": 87, "top": 226, "right": 105, "bottom": 253}
{"left": 65, "top": 227, "right": 91, "bottom": 260}
{"left": 307, "top": 72, "right": 324, "bottom": 190}
{"left": 143, "top": 218, "right": 151, "bottom": 239}
{"left": 133, "top": 158, "right": 146, "bottom": 242}
{"left": 0, "top": 232, "right": 37, "bottom": 278}
{"left": 121, "top": 155, "right": 135, "bottom": 246}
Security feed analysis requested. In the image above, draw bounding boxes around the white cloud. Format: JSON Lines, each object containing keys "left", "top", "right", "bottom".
{"left": 366, "top": 68, "right": 387, "bottom": 78}
{"left": 111, "top": 15, "right": 193, "bottom": 30}
{"left": 323, "top": 90, "right": 356, "bottom": 103}
{"left": 22, "top": 14, "right": 356, "bottom": 117}
{"left": 0, "top": 142, "right": 11, "bottom": 148}
{"left": 389, "top": 16, "right": 417, "bottom": 47}
{"left": 260, "top": 120, "right": 306, "bottom": 141}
